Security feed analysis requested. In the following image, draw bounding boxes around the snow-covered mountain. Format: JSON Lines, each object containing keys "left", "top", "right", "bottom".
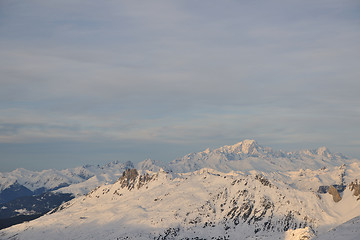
{"left": 0, "top": 139, "right": 359, "bottom": 239}
{"left": 0, "top": 160, "right": 135, "bottom": 230}
{"left": 0, "top": 161, "right": 134, "bottom": 203}
{"left": 167, "top": 139, "right": 350, "bottom": 173}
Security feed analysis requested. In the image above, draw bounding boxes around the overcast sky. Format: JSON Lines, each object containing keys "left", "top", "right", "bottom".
{"left": 1, "top": 0, "right": 359, "bottom": 171}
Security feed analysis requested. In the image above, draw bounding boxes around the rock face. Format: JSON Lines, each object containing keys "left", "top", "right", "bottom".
{"left": 328, "top": 185, "right": 342, "bottom": 202}
{"left": 117, "top": 169, "right": 139, "bottom": 190}
{"left": 117, "top": 168, "right": 154, "bottom": 190}
{"left": 317, "top": 184, "right": 346, "bottom": 194}
{"left": 349, "top": 180, "right": 360, "bottom": 200}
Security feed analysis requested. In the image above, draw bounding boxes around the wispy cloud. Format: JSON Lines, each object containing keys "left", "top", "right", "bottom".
{"left": 0, "top": 0, "right": 359, "bottom": 170}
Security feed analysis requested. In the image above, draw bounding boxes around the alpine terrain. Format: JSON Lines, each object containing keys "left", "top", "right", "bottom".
{"left": 0, "top": 161, "right": 134, "bottom": 229}
{"left": 0, "top": 140, "right": 359, "bottom": 240}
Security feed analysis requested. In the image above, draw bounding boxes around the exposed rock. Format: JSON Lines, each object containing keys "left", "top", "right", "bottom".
{"left": 317, "top": 184, "right": 345, "bottom": 194}
{"left": 255, "top": 174, "right": 272, "bottom": 187}
{"left": 117, "top": 169, "right": 155, "bottom": 190}
{"left": 328, "top": 185, "right": 342, "bottom": 202}
{"left": 317, "top": 186, "right": 329, "bottom": 194}
{"left": 349, "top": 179, "right": 360, "bottom": 200}
{"left": 117, "top": 169, "right": 139, "bottom": 190}
{"left": 137, "top": 173, "right": 154, "bottom": 189}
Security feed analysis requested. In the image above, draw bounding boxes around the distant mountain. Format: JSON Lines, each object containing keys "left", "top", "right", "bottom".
{"left": 167, "top": 139, "right": 350, "bottom": 173}
{"left": 0, "top": 181, "right": 33, "bottom": 204}
{"left": 0, "top": 161, "right": 134, "bottom": 204}
{"left": 137, "top": 158, "right": 165, "bottom": 172}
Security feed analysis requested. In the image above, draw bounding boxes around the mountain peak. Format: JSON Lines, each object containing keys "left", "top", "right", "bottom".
{"left": 137, "top": 159, "right": 163, "bottom": 173}
{"left": 221, "top": 139, "right": 261, "bottom": 154}
{"left": 316, "top": 146, "right": 331, "bottom": 156}
{"left": 298, "top": 146, "right": 337, "bottom": 159}
{"left": 233, "top": 139, "right": 257, "bottom": 146}
{"left": 168, "top": 140, "right": 352, "bottom": 173}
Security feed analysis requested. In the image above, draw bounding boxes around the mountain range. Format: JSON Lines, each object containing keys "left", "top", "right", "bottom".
{"left": 0, "top": 139, "right": 359, "bottom": 239}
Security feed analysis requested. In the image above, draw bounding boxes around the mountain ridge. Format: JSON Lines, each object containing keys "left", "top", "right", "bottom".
{"left": 166, "top": 139, "right": 350, "bottom": 173}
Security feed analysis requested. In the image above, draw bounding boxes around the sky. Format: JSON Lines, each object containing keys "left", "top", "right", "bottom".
{"left": 0, "top": 0, "right": 360, "bottom": 172}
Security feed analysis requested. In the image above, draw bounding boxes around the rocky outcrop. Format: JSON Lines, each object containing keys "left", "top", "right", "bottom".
{"left": 117, "top": 169, "right": 154, "bottom": 190}
{"left": 317, "top": 184, "right": 345, "bottom": 194}
{"left": 255, "top": 174, "right": 272, "bottom": 187}
{"left": 137, "top": 173, "right": 154, "bottom": 189}
{"left": 328, "top": 185, "right": 342, "bottom": 202}
{"left": 319, "top": 180, "right": 360, "bottom": 202}
{"left": 117, "top": 169, "right": 139, "bottom": 190}
{"left": 349, "top": 180, "right": 360, "bottom": 200}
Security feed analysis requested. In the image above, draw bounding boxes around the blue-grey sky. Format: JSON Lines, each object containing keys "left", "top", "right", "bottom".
{"left": 1, "top": 0, "right": 360, "bottom": 171}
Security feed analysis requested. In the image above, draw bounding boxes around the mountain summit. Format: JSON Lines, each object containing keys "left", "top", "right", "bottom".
{"left": 167, "top": 139, "right": 349, "bottom": 173}
{"left": 217, "top": 139, "right": 265, "bottom": 155}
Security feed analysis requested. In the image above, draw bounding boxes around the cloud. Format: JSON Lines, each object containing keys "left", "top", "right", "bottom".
{"left": 0, "top": 0, "right": 360, "bottom": 170}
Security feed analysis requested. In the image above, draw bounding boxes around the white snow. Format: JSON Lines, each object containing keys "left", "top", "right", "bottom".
{"left": 0, "top": 161, "right": 134, "bottom": 195}
{"left": 285, "top": 227, "right": 315, "bottom": 240}
{"left": 315, "top": 216, "right": 360, "bottom": 240}
{"left": 167, "top": 140, "right": 352, "bottom": 173}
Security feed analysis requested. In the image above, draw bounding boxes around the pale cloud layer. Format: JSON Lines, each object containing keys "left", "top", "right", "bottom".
{"left": 1, "top": 0, "right": 359, "bottom": 171}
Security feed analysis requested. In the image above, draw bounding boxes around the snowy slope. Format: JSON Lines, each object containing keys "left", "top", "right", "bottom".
{"left": 168, "top": 140, "right": 351, "bottom": 173}
{"left": 261, "top": 162, "right": 360, "bottom": 192}
{"left": 1, "top": 165, "right": 360, "bottom": 240}
{"left": 314, "top": 215, "right": 360, "bottom": 240}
